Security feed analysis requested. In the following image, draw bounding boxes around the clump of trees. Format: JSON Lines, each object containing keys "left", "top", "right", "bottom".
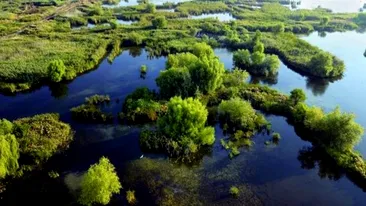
{"left": 140, "top": 96, "right": 215, "bottom": 158}
{"left": 156, "top": 43, "right": 225, "bottom": 98}
{"left": 0, "top": 113, "right": 73, "bottom": 182}
{"left": 157, "top": 96, "right": 215, "bottom": 150}
{"left": 71, "top": 94, "right": 113, "bottom": 123}
{"left": 218, "top": 98, "right": 268, "bottom": 135}
{"left": 79, "top": 157, "right": 121, "bottom": 206}
{"left": 121, "top": 88, "right": 164, "bottom": 124}
{"left": 233, "top": 31, "right": 280, "bottom": 77}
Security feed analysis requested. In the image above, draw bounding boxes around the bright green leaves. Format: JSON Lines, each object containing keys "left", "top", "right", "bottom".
{"left": 158, "top": 96, "right": 215, "bottom": 147}
{"left": 0, "top": 133, "right": 19, "bottom": 179}
{"left": 47, "top": 59, "right": 66, "bottom": 82}
{"left": 79, "top": 157, "right": 122, "bottom": 206}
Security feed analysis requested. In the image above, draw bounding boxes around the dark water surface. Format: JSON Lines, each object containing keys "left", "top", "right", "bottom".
{"left": 1, "top": 32, "right": 366, "bottom": 205}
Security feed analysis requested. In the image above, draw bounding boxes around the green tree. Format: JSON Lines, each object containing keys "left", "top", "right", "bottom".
{"left": 218, "top": 98, "right": 267, "bottom": 132}
{"left": 0, "top": 119, "right": 13, "bottom": 136}
{"left": 251, "top": 51, "right": 265, "bottom": 65}
{"left": 156, "top": 67, "right": 194, "bottom": 98}
{"left": 262, "top": 55, "right": 280, "bottom": 76}
{"left": 161, "top": 43, "right": 224, "bottom": 95}
{"left": 0, "top": 134, "right": 19, "bottom": 179}
{"left": 152, "top": 16, "right": 167, "bottom": 29}
{"left": 289, "top": 88, "right": 306, "bottom": 105}
{"left": 158, "top": 97, "right": 215, "bottom": 148}
{"left": 48, "top": 59, "right": 66, "bottom": 82}
{"left": 79, "top": 157, "right": 122, "bottom": 206}
{"left": 309, "top": 52, "right": 333, "bottom": 77}
{"left": 146, "top": 3, "right": 156, "bottom": 13}
{"left": 253, "top": 41, "right": 264, "bottom": 53}
{"left": 253, "top": 30, "right": 262, "bottom": 43}
{"left": 233, "top": 49, "right": 251, "bottom": 69}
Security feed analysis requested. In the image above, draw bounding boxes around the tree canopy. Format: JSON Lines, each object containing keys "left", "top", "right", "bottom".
{"left": 218, "top": 98, "right": 268, "bottom": 132}
{"left": 158, "top": 96, "right": 215, "bottom": 151}
{"left": 157, "top": 43, "right": 224, "bottom": 98}
{"left": 0, "top": 133, "right": 19, "bottom": 179}
{"left": 79, "top": 157, "right": 122, "bottom": 206}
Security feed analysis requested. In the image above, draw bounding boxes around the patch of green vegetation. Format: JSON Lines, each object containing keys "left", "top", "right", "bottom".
{"left": 71, "top": 94, "right": 113, "bottom": 123}
{"left": 79, "top": 157, "right": 121, "bottom": 206}
{"left": 121, "top": 87, "right": 163, "bottom": 124}
{"left": 233, "top": 31, "right": 280, "bottom": 77}
{"left": 140, "top": 64, "right": 147, "bottom": 73}
{"left": 229, "top": 186, "right": 240, "bottom": 198}
{"left": 126, "top": 190, "right": 137, "bottom": 205}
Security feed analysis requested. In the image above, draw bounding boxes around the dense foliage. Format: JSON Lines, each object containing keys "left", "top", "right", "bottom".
{"left": 79, "top": 157, "right": 122, "bottom": 206}
{"left": 158, "top": 96, "right": 215, "bottom": 149}
{"left": 157, "top": 43, "right": 225, "bottom": 98}
{"left": 121, "top": 87, "right": 164, "bottom": 124}
{"left": 0, "top": 131, "right": 19, "bottom": 179}
{"left": 233, "top": 31, "right": 280, "bottom": 76}
{"left": 71, "top": 95, "right": 113, "bottom": 123}
{"left": 13, "top": 113, "right": 73, "bottom": 165}
{"left": 218, "top": 98, "right": 268, "bottom": 135}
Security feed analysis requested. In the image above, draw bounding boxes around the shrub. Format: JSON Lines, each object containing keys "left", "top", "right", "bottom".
{"left": 229, "top": 186, "right": 239, "bottom": 197}
{"left": 48, "top": 59, "right": 66, "bottom": 82}
{"left": 289, "top": 88, "right": 306, "bottom": 105}
{"left": 158, "top": 97, "right": 215, "bottom": 148}
{"left": 218, "top": 98, "right": 268, "bottom": 133}
{"left": 126, "top": 190, "right": 137, "bottom": 205}
{"left": 272, "top": 132, "right": 281, "bottom": 141}
{"left": 140, "top": 65, "right": 147, "bottom": 73}
{"left": 122, "top": 88, "right": 162, "bottom": 124}
{"left": 152, "top": 16, "right": 167, "bottom": 29}
{"left": 79, "top": 157, "right": 122, "bottom": 206}
{"left": 13, "top": 113, "right": 73, "bottom": 165}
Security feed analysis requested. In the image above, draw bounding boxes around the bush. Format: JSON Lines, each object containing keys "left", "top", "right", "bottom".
{"left": 140, "top": 65, "right": 147, "bottom": 73}
{"left": 152, "top": 16, "right": 167, "bottom": 29}
{"left": 79, "top": 157, "right": 122, "bottom": 206}
{"left": 71, "top": 94, "right": 113, "bottom": 123}
{"left": 156, "top": 96, "right": 215, "bottom": 155}
{"left": 289, "top": 88, "right": 306, "bottom": 105}
{"left": 233, "top": 36, "right": 280, "bottom": 77}
{"left": 48, "top": 59, "right": 66, "bottom": 82}
{"left": 229, "top": 186, "right": 240, "bottom": 197}
{"left": 122, "top": 88, "right": 162, "bottom": 124}
{"left": 218, "top": 98, "right": 268, "bottom": 133}
{"left": 272, "top": 132, "right": 281, "bottom": 141}
{"left": 158, "top": 43, "right": 225, "bottom": 97}
{"left": 13, "top": 113, "right": 73, "bottom": 165}
{"left": 126, "top": 190, "right": 137, "bottom": 205}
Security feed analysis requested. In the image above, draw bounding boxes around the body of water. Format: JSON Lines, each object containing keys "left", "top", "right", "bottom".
{"left": 1, "top": 31, "right": 366, "bottom": 205}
